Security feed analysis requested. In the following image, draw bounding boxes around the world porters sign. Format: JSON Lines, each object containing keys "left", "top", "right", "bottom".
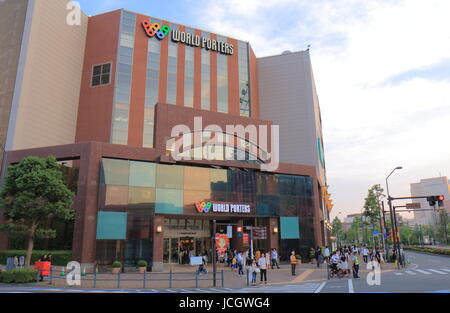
{"left": 142, "top": 20, "right": 234, "bottom": 55}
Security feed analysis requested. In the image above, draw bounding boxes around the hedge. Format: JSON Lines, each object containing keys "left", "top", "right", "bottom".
{"left": 404, "top": 246, "right": 450, "bottom": 256}
{"left": 0, "top": 251, "right": 72, "bottom": 266}
{"left": 0, "top": 269, "right": 38, "bottom": 284}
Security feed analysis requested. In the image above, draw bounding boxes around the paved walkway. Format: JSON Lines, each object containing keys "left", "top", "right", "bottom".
{"left": 41, "top": 256, "right": 396, "bottom": 290}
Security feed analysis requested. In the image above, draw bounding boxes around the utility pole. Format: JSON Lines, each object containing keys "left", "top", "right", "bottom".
{"left": 380, "top": 201, "right": 386, "bottom": 251}
{"left": 212, "top": 220, "right": 217, "bottom": 287}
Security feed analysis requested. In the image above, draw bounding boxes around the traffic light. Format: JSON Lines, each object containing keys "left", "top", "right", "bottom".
{"left": 438, "top": 195, "right": 445, "bottom": 207}
{"left": 427, "top": 195, "right": 445, "bottom": 207}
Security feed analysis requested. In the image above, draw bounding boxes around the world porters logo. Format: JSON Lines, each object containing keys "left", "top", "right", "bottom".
{"left": 142, "top": 20, "right": 171, "bottom": 40}
{"left": 195, "top": 202, "right": 212, "bottom": 213}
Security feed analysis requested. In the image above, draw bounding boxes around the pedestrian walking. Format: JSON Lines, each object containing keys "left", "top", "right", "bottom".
{"left": 362, "top": 245, "right": 369, "bottom": 263}
{"left": 315, "top": 246, "right": 323, "bottom": 268}
{"left": 258, "top": 253, "right": 268, "bottom": 285}
{"left": 324, "top": 246, "right": 331, "bottom": 264}
{"left": 351, "top": 252, "right": 360, "bottom": 278}
{"left": 271, "top": 248, "right": 280, "bottom": 269}
{"left": 237, "top": 251, "right": 245, "bottom": 276}
{"left": 290, "top": 251, "right": 297, "bottom": 276}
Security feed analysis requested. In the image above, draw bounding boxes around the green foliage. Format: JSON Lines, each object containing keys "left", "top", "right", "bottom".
{"left": 0, "top": 250, "right": 72, "bottom": 266}
{"left": 0, "top": 269, "right": 38, "bottom": 284}
{"left": 296, "top": 255, "right": 302, "bottom": 260}
{"left": 363, "top": 184, "right": 384, "bottom": 228}
{"left": 112, "top": 261, "right": 122, "bottom": 268}
{"left": 404, "top": 246, "right": 450, "bottom": 256}
{"left": 0, "top": 156, "right": 75, "bottom": 265}
{"left": 137, "top": 260, "right": 148, "bottom": 267}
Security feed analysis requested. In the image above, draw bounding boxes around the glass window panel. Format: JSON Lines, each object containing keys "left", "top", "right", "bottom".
{"left": 129, "top": 187, "right": 155, "bottom": 204}
{"left": 118, "top": 63, "right": 132, "bottom": 74}
{"left": 210, "top": 169, "right": 228, "bottom": 192}
{"left": 92, "top": 76, "right": 101, "bottom": 86}
{"left": 105, "top": 185, "right": 129, "bottom": 206}
{"left": 280, "top": 217, "right": 300, "bottom": 239}
{"left": 184, "top": 167, "right": 210, "bottom": 191}
{"left": 96, "top": 211, "right": 128, "bottom": 240}
{"left": 155, "top": 189, "right": 184, "bottom": 214}
{"left": 101, "top": 159, "right": 130, "bottom": 186}
{"left": 156, "top": 164, "right": 184, "bottom": 189}
{"left": 101, "top": 74, "right": 110, "bottom": 85}
{"left": 129, "top": 161, "right": 156, "bottom": 187}
{"left": 120, "top": 46, "right": 133, "bottom": 57}
{"left": 93, "top": 65, "right": 102, "bottom": 76}
{"left": 184, "top": 190, "right": 212, "bottom": 208}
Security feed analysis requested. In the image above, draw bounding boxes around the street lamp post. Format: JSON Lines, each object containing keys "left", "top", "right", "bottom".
{"left": 386, "top": 166, "right": 403, "bottom": 269}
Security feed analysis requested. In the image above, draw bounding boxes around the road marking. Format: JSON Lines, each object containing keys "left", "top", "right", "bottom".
{"left": 314, "top": 282, "right": 326, "bottom": 293}
{"left": 441, "top": 269, "right": 450, "bottom": 273}
{"left": 195, "top": 288, "right": 211, "bottom": 293}
{"left": 415, "top": 269, "right": 432, "bottom": 275}
{"left": 291, "top": 269, "right": 315, "bottom": 283}
{"left": 348, "top": 279, "right": 354, "bottom": 293}
{"left": 427, "top": 269, "right": 448, "bottom": 275}
{"left": 165, "top": 289, "right": 176, "bottom": 293}
{"left": 394, "top": 273, "right": 403, "bottom": 276}
{"left": 210, "top": 288, "right": 226, "bottom": 293}
{"left": 223, "top": 288, "right": 234, "bottom": 291}
{"left": 405, "top": 271, "right": 417, "bottom": 275}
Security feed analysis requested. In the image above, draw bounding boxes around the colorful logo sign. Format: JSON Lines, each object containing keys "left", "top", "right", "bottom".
{"left": 195, "top": 201, "right": 212, "bottom": 213}
{"left": 142, "top": 20, "right": 171, "bottom": 40}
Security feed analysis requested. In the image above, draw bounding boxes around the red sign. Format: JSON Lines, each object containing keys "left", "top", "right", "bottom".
{"left": 243, "top": 233, "right": 249, "bottom": 244}
{"left": 215, "top": 234, "right": 229, "bottom": 254}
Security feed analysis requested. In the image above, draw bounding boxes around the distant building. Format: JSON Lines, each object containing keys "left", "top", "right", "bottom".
{"left": 342, "top": 213, "right": 362, "bottom": 231}
{"left": 410, "top": 177, "right": 450, "bottom": 225}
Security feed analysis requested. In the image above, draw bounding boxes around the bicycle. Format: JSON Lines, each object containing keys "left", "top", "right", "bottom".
{"left": 328, "top": 263, "right": 345, "bottom": 279}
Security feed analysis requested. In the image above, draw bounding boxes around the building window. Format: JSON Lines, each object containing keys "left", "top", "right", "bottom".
{"left": 184, "top": 28, "right": 195, "bottom": 108}
{"left": 238, "top": 42, "right": 251, "bottom": 117}
{"left": 92, "top": 63, "right": 111, "bottom": 87}
{"left": 201, "top": 32, "right": 211, "bottom": 111}
{"left": 167, "top": 24, "right": 179, "bottom": 105}
{"left": 217, "top": 36, "right": 228, "bottom": 113}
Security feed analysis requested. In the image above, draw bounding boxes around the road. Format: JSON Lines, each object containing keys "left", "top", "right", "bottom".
{"left": 0, "top": 251, "right": 448, "bottom": 293}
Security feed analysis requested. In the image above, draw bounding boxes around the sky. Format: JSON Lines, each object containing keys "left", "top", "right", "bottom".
{"left": 75, "top": 0, "right": 450, "bottom": 220}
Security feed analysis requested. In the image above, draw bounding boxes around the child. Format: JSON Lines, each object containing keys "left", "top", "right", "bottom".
{"left": 231, "top": 256, "right": 237, "bottom": 272}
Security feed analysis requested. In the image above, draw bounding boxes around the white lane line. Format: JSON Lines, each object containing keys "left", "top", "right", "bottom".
{"left": 314, "top": 282, "right": 327, "bottom": 293}
{"left": 223, "top": 288, "right": 234, "bottom": 291}
{"left": 415, "top": 269, "right": 432, "bottom": 275}
{"left": 165, "top": 289, "right": 176, "bottom": 293}
{"left": 348, "top": 279, "right": 354, "bottom": 293}
{"left": 441, "top": 269, "right": 450, "bottom": 273}
{"left": 195, "top": 288, "right": 211, "bottom": 293}
{"left": 394, "top": 273, "right": 404, "bottom": 276}
{"left": 405, "top": 271, "right": 417, "bottom": 275}
{"left": 210, "top": 288, "right": 226, "bottom": 293}
{"left": 427, "top": 269, "right": 448, "bottom": 275}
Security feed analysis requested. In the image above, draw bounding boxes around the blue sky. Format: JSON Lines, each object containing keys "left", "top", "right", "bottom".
{"left": 74, "top": 0, "right": 450, "bottom": 220}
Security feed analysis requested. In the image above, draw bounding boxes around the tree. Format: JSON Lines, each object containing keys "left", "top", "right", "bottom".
{"left": 362, "top": 184, "right": 385, "bottom": 245}
{"left": 436, "top": 209, "right": 449, "bottom": 245}
{"left": 331, "top": 217, "right": 343, "bottom": 246}
{"left": 0, "top": 156, "right": 74, "bottom": 266}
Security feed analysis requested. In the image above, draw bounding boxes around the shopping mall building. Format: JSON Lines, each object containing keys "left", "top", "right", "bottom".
{"left": 0, "top": 0, "right": 333, "bottom": 271}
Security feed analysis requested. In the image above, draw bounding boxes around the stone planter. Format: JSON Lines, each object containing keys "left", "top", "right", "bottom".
{"left": 138, "top": 267, "right": 146, "bottom": 274}
{"left": 112, "top": 267, "right": 121, "bottom": 274}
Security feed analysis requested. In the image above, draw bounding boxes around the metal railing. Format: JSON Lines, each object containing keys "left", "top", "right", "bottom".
{"left": 36, "top": 266, "right": 225, "bottom": 289}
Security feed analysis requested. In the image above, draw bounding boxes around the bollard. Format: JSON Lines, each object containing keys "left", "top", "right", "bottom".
{"left": 169, "top": 269, "right": 173, "bottom": 289}
{"left": 143, "top": 271, "right": 147, "bottom": 289}
{"left": 246, "top": 269, "right": 249, "bottom": 286}
{"left": 221, "top": 270, "right": 224, "bottom": 288}
{"left": 49, "top": 266, "right": 53, "bottom": 285}
{"left": 195, "top": 272, "right": 198, "bottom": 289}
{"left": 117, "top": 271, "right": 121, "bottom": 289}
{"left": 93, "top": 269, "right": 97, "bottom": 288}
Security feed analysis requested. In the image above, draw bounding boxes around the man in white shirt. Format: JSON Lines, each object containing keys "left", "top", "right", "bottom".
{"left": 330, "top": 251, "right": 340, "bottom": 272}
{"left": 324, "top": 246, "right": 330, "bottom": 264}
{"left": 362, "top": 246, "right": 369, "bottom": 263}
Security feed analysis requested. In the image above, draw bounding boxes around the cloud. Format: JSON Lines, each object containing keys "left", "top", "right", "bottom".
{"left": 193, "top": 0, "right": 450, "bottom": 219}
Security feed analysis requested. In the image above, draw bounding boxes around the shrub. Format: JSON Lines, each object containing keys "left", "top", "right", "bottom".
{"left": 137, "top": 260, "right": 148, "bottom": 267}
{"left": 112, "top": 261, "right": 122, "bottom": 268}
{"left": 0, "top": 250, "right": 72, "bottom": 266}
{"left": 0, "top": 269, "right": 38, "bottom": 284}
{"left": 296, "top": 255, "right": 302, "bottom": 260}
{"left": 404, "top": 246, "right": 450, "bottom": 256}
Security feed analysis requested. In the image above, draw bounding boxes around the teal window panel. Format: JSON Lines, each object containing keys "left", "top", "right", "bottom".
{"left": 155, "top": 188, "right": 184, "bottom": 214}
{"left": 129, "top": 161, "right": 156, "bottom": 187}
{"left": 96, "top": 211, "right": 128, "bottom": 240}
{"left": 280, "top": 217, "right": 300, "bottom": 239}
{"left": 101, "top": 158, "right": 130, "bottom": 186}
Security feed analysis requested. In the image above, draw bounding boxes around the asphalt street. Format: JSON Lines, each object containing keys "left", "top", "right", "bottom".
{"left": 0, "top": 251, "right": 448, "bottom": 293}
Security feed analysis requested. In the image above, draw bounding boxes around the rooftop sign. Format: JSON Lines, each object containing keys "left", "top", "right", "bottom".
{"left": 142, "top": 20, "right": 234, "bottom": 55}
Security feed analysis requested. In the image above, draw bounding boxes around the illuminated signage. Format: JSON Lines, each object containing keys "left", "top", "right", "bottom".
{"left": 195, "top": 202, "right": 251, "bottom": 214}
{"left": 142, "top": 20, "right": 234, "bottom": 55}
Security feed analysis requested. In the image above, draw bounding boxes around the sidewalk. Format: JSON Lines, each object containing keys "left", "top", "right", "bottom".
{"left": 43, "top": 257, "right": 396, "bottom": 290}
